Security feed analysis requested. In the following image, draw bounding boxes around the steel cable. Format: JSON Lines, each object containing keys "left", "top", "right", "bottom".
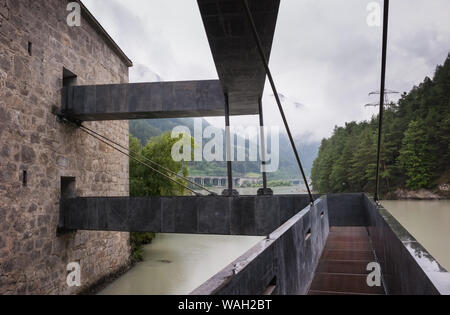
{"left": 78, "top": 124, "right": 216, "bottom": 195}
{"left": 78, "top": 126, "right": 202, "bottom": 196}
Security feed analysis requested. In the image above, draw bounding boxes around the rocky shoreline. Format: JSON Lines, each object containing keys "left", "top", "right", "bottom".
{"left": 388, "top": 186, "right": 449, "bottom": 200}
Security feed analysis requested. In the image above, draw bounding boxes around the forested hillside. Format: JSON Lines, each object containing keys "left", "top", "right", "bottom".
{"left": 311, "top": 54, "right": 450, "bottom": 197}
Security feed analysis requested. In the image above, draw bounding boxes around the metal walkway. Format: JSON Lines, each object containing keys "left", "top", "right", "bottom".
{"left": 308, "top": 227, "right": 385, "bottom": 295}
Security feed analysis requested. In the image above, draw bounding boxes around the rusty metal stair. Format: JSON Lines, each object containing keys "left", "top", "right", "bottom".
{"left": 308, "top": 227, "right": 385, "bottom": 295}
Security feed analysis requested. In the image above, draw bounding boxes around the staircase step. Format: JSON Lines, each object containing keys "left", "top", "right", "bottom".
{"left": 324, "top": 241, "right": 371, "bottom": 251}
{"left": 330, "top": 227, "right": 368, "bottom": 233}
{"left": 307, "top": 227, "right": 385, "bottom": 295}
{"left": 327, "top": 234, "right": 370, "bottom": 243}
{"left": 309, "top": 273, "right": 384, "bottom": 295}
{"left": 322, "top": 249, "right": 375, "bottom": 261}
{"left": 316, "top": 260, "right": 371, "bottom": 275}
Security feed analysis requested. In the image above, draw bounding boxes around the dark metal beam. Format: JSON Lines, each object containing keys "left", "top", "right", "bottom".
{"left": 61, "top": 80, "right": 233, "bottom": 121}
{"left": 224, "top": 93, "right": 234, "bottom": 196}
{"left": 257, "top": 96, "right": 273, "bottom": 196}
{"left": 375, "top": 0, "right": 390, "bottom": 202}
{"left": 198, "top": 0, "right": 280, "bottom": 115}
{"left": 242, "top": 0, "right": 314, "bottom": 204}
{"left": 258, "top": 97, "right": 268, "bottom": 190}
{"left": 61, "top": 195, "right": 317, "bottom": 236}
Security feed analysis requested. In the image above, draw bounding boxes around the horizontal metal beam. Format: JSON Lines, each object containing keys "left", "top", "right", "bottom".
{"left": 61, "top": 80, "right": 236, "bottom": 121}
{"left": 61, "top": 195, "right": 317, "bottom": 236}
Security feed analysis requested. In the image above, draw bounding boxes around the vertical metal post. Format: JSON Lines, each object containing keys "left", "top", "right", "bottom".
{"left": 243, "top": 0, "right": 314, "bottom": 203}
{"left": 258, "top": 96, "right": 268, "bottom": 190}
{"left": 224, "top": 93, "right": 234, "bottom": 196}
{"left": 375, "top": 0, "right": 390, "bottom": 202}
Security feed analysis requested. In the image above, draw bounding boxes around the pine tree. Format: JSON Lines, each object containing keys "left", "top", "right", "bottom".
{"left": 398, "top": 120, "right": 435, "bottom": 190}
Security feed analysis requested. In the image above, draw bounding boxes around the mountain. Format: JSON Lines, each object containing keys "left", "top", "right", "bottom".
{"left": 130, "top": 119, "right": 319, "bottom": 180}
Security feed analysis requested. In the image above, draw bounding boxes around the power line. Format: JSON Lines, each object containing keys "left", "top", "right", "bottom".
{"left": 365, "top": 89, "right": 399, "bottom": 108}
{"left": 369, "top": 89, "right": 399, "bottom": 96}
{"left": 58, "top": 116, "right": 205, "bottom": 196}
{"left": 79, "top": 124, "right": 217, "bottom": 195}
{"left": 79, "top": 126, "right": 202, "bottom": 196}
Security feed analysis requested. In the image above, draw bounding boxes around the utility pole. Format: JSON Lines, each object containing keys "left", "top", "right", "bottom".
{"left": 364, "top": 89, "right": 399, "bottom": 108}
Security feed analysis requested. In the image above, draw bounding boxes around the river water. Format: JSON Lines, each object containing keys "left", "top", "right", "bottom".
{"left": 382, "top": 200, "right": 450, "bottom": 271}
{"left": 98, "top": 233, "right": 263, "bottom": 295}
{"left": 98, "top": 192, "right": 449, "bottom": 294}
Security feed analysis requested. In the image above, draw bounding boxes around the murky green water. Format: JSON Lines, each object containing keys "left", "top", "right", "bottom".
{"left": 98, "top": 233, "right": 263, "bottom": 295}
{"left": 382, "top": 200, "right": 450, "bottom": 271}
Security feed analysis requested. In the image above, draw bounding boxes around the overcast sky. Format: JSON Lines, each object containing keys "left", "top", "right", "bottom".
{"left": 82, "top": 0, "right": 450, "bottom": 143}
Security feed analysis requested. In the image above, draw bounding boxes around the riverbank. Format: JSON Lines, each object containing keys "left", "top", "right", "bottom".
{"left": 79, "top": 260, "right": 135, "bottom": 295}
{"left": 387, "top": 187, "right": 449, "bottom": 200}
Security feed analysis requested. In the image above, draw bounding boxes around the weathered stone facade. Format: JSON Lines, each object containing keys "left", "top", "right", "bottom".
{"left": 0, "top": 0, "right": 131, "bottom": 294}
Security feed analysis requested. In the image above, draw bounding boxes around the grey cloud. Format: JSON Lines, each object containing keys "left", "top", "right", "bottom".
{"left": 131, "top": 64, "right": 162, "bottom": 83}
{"left": 82, "top": 0, "right": 450, "bottom": 142}
{"left": 294, "top": 103, "right": 305, "bottom": 110}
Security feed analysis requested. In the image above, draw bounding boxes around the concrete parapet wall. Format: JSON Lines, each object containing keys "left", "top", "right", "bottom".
{"left": 364, "top": 195, "right": 450, "bottom": 295}
{"left": 191, "top": 197, "right": 329, "bottom": 295}
{"left": 327, "top": 193, "right": 368, "bottom": 226}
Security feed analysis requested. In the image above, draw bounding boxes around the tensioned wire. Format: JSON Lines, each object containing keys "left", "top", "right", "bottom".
{"left": 60, "top": 117, "right": 216, "bottom": 196}
{"left": 79, "top": 123, "right": 216, "bottom": 195}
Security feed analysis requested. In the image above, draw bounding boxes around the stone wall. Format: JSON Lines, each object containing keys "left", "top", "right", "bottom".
{"left": 0, "top": 0, "right": 131, "bottom": 294}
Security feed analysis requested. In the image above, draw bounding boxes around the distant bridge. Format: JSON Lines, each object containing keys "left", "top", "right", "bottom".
{"left": 188, "top": 176, "right": 251, "bottom": 188}
{"left": 188, "top": 176, "right": 302, "bottom": 188}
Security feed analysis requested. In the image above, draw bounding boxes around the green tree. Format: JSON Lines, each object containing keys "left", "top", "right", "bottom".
{"left": 129, "top": 132, "right": 194, "bottom": 261}
{"left": 130, "top": 132, "right": 193, "bottom": 197}
{"left": 349, "top": 129, "right": 377, "bottom": 192}
{"left": 398, "top": 120, "right": 435, "bottom": 190}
